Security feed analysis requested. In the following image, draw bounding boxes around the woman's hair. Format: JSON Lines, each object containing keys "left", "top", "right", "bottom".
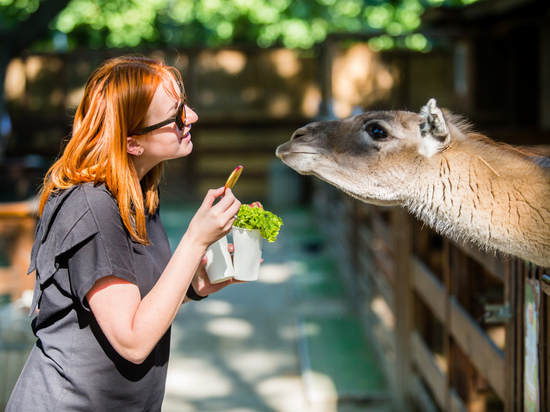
{"left": 39, "top": 55, "right": 184, "bottom": 244}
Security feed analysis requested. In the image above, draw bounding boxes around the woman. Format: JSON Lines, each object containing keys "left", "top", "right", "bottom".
{"left": 7, "top": 56, "right": 242, "bottom": 411}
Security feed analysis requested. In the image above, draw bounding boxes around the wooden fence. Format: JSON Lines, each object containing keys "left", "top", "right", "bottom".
{"left": 313, "top": 179, "right": 548, "bottom": 412}
{"left": 0, "top": 201, "right": 37, "bottom": 410}
{"left": 0, "top": 201, "right": 36, "bottom": 302}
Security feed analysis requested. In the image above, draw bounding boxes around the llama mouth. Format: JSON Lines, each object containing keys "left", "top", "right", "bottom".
{"left": 276, "top": 146, "right": 318, "bottom": 156}
{"left": 276, "top": 151, "right": 319, "bottom": 162}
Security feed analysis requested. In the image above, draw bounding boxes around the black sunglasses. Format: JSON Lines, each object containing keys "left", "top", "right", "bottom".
{"left": 137, "top": 99, "right": 187, "bottom": 135}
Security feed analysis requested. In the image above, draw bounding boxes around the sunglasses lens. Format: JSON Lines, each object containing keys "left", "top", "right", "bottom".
{"left": 179, "top": 102, "right": 186, "bottom": 130}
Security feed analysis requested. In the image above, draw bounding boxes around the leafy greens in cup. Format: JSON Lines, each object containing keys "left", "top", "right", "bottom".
{"left": 233, "top": 202, "right": 283, "bottom": 243}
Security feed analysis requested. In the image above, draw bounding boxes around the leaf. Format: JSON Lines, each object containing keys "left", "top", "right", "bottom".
{"left": 233, "top": 203, "right": 283, "bottom": 242}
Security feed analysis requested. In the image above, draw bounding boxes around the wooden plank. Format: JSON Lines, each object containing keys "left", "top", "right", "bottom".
{"left": 411, "top": 330, "right": 446, "bottom": 408}
{"left": 411, "top": 375, "right": 439, "bottom": 412}
{"left": 392, "top": 209, "right": 414, "bottom": 411}
{"left": 371, "top": 213, "right": 392, "bottom": 252}
{"left": 368, "top": 242, "right": 395, "bottom": 286}
{"left": 442, "top": 236, "right": 453, "bottom": 412}
{"left": 449, "top": 389, "right": 467, "bottom": 412}
{"left": 450, "top": 240, "right": 507, "bottom": 282}
{"left": 412, "top": 257, "right": 446, "bottom": 323}
{"left": 358, "top": 221, "right": 395, "bottom": 285}
{"left": 358, "top": 225, "right": 373, "bottom": 246}
{"left": 0, "top": 201, "right": 36, "bottom": 218}
{"left": 539, "top": 268, "right": 549, "bottom": 412}
{"left": 369, "top": 314, "right": 397, "bottom": 366}
{"left": 359, "top": 253, "right": 395, "bottom": 313}
{"left": 504, "top": 259, "right": 520, "bottom": 412}
{"left": 449, "top": 296, "right": 506, "bottom": 399}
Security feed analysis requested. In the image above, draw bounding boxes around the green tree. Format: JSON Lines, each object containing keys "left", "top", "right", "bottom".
{"left": 0, "top": 0, "right": 480, "bottom": 156}
{"left": 50, "top": 0, "right": 479, "bottom": 51}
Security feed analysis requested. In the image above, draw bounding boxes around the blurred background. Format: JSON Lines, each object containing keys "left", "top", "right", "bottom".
{"left": 1, "top": 0, "right": 550, "bottom": 411}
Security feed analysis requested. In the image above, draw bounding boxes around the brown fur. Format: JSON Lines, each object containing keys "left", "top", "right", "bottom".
{"left": 276, "top": 99, "right": 550, "bottom": 267}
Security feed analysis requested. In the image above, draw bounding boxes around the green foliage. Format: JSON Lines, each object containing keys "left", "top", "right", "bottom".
{"left": 233, "top": 204, "right": 283, "bottom": 243}
{"left": 0, "top": 0, "right": 41, "bottom": 28}
{"left": 1, "top": 0, "right": 482, "bottom": 51}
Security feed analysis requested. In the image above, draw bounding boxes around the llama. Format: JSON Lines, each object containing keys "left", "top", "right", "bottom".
{"left": 276, "top": 99, "right": 550, "bottom": 267}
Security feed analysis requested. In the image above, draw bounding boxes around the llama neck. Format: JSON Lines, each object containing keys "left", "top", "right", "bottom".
{"left": 407, "top": 142, "right": 550, "bottom": 267}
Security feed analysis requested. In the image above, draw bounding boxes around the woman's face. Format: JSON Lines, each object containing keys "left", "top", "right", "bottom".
{"left": 138, "top": 77, "right": 198, "bottom": 164}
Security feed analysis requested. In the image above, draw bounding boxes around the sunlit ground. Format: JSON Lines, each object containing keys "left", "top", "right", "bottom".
{"left": 0, "top": 203, "right": 387, "bottom": 412}
{"left": 160, "top": 204, "right": 311, "bottom": 412}
{"left": 160, "top": 206, "right": 387, "bottom": 412}
{"left": 161, "top": 248, "right": 323, "bottom": 412}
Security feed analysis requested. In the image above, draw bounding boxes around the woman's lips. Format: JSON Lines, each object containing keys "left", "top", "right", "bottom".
{"left": 180, "top": 125, "right": 192, "bottom": 142}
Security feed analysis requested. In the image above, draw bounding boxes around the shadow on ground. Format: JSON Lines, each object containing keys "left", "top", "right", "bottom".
{"left": 161, "top": 205, "right": 391, "bottom": 412}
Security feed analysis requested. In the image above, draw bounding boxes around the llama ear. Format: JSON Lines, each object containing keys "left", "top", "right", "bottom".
{"left": 419, "top": 98, "right": 450, "bottom": 157}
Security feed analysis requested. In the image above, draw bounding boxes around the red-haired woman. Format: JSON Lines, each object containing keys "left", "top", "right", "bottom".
{"left": 7, "top": 56, "right": 242, "bottom": 411}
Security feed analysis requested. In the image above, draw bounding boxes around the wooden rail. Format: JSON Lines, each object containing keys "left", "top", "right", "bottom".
{"left": 0, "top": 200, "right": 37, "bottom": 302}
{"left": 313, "top": 179, "right": 547, "bottom": 412}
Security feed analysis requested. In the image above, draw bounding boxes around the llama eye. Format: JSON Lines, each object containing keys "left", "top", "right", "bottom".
{"left": 366, "top": 124, "right": 388, "bottom": 140}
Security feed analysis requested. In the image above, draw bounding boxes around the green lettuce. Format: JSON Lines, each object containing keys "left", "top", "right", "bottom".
{"left": 233, "top": 202, "right": 283, "bottom": 242}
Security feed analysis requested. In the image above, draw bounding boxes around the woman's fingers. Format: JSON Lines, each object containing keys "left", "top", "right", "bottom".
{"left": 190, "top": 187, "right": 241, "bottom": 247}
{"left": 202, "top": 187, "right": 225, "bottom": 208}
{"left": 214, "top": 189, "right": 241, "bottom": 224}
{"left": 216, "top": 188, "right": 237, "bottom": 209}
{"left": 204, "top": 188, "right": 240, "bottom": 217}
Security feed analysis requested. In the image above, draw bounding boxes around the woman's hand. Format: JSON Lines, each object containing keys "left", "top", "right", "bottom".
{"left": 186, "top": 187, "right": 241, "bottom": 251}
{"left": 190, "top": 243, "right": 245, "bottom": 298}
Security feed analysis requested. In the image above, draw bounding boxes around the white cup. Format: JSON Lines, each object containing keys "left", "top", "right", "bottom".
{"left": 232, "top": 226, "right": 263, "bottom": 281}
{"left": 205, "top": 236, "right": 235, "bottom": 284}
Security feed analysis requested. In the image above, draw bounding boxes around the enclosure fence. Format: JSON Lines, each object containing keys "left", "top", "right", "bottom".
{"left": 313, "top": 180, "right": 548, "bottom": 412}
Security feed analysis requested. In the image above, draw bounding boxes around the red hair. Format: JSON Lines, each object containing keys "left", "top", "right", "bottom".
{"left": 39, "top": 56, "right": 183, "bottom": 244}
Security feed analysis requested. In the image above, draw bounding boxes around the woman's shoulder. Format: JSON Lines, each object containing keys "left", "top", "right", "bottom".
{"left": 41, "top": 183, "right": 120, "bottom": 232}
{"left": 49, "top": 183, "right": 116, "bottom": 212}
{"left": 78, "top": 182, "right": 117, "bottom": 207}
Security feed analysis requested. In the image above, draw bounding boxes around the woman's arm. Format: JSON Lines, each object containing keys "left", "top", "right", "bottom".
{"left": 86, "top": 187, "right": 240, "bottom": 364}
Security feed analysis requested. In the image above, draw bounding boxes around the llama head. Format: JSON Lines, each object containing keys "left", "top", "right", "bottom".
{"left": 275, "top": 98, "right": 454, "bottom": 205}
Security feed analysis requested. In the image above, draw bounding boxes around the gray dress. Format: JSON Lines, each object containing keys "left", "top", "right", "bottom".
{"left": 7, "top": 183, "right": 173, "bottom": 411}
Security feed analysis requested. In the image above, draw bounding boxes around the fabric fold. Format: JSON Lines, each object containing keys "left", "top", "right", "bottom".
{"left": 28, "top": 186, "right": 100, "bottom": 315}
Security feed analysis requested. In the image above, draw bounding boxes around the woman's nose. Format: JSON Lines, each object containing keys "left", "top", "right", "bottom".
{"left": 185, "top": 106, "right": 198, "bottom": 124}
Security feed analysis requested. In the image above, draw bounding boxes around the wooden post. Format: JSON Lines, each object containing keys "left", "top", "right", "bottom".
{"left": 540, "top": 269, "right": 549, "bottom": 411}
{"left": 392, "top": 209, "right": 413, "bottom": 410}
{"left": 443, "top": 238, "right": 452, "bottom": 411}
{"left": 505, "top": 259, "right": 520, "bottom": 411}
{"left": 0, "top": 200, "right": 37, "bottom": 301}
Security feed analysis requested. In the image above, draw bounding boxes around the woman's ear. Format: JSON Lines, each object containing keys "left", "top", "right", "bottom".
{"left": 127, "top": 136, "right": 143, "bottom": 156}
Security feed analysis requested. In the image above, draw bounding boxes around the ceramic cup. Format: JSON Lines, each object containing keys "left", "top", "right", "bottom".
{"left": 205, "top": 236, "right": 235, "bottom": 284}
{"left": 232, "top": 226, "right": 263, "bottom": 281}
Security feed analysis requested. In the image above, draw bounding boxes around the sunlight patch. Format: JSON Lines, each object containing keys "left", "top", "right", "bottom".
{"left": 258, "top": 263, "right": 292, "bottom": 284}
{"left": 194, "top": 299, "right": 234, "bottom": 316}
{"left": 206, "top": 317, "right": 254, "bottom": 339}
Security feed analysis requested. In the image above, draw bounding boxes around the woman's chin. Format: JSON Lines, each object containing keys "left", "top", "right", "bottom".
{"left": 179, "top": 141, "right": 193, "bottom": 157}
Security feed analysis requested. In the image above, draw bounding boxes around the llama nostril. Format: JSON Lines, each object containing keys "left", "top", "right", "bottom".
{"left": 291, "top": 127, "right": 308, "bottom": 141}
